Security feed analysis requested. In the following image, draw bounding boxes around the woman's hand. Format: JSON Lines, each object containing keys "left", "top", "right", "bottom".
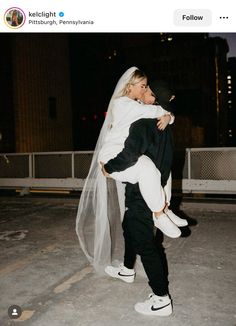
{"left": 156, "top": 114, "right": 171, "bottom": 130}
{"left": 100, "top": 162, "right": 110, "bottom": 177}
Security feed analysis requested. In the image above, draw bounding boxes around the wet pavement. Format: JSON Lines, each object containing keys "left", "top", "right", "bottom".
{"left": 0, "top": 195, "right": 235, "bottom": 326}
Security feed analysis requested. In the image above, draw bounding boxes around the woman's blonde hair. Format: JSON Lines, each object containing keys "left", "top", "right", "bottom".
{"left": 121, "top": 69, "right": 147, "bottom": 96}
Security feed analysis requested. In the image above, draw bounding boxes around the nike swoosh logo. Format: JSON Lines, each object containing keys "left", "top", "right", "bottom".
{"left": 151, "top": 302, "right": 171, "bottom": 311}
{"left": 118, "top": 272, "right": 135, "bottom": 277}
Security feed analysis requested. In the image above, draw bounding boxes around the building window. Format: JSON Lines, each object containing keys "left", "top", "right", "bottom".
{"left": 48, "top": 97, "right": 57, "bottom": 120}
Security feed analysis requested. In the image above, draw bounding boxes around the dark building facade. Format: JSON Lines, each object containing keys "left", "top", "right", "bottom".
{"left": 0, "top": 35, "right": 15, "bottom": 153}
{"left": 0, "top": 34, "right": 73, "bottom": 153}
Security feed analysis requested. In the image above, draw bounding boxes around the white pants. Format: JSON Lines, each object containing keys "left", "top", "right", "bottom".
{"left": 110, "top": 155, "right": 172, "bottom": 212}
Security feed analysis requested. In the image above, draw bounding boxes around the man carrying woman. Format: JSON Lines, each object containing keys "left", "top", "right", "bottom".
{"left": 76, "top": 67, "right": 187, "bottom": 316}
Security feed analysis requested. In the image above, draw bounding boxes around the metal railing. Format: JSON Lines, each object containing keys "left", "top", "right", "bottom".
{"left": 0, "top": 148, "right": 236, "bottom": 194}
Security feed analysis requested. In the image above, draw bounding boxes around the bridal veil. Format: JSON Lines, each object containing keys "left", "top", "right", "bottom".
{"left": 75, "top": 67, "right": 138, "bottom": 273}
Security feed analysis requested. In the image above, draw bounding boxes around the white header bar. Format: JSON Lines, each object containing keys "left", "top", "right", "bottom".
{"left": 0, "top": 0, "right": 236, "bottom": 32}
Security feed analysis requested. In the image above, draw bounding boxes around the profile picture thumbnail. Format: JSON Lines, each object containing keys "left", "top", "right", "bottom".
{"left": 4, "top": 7, "right": 26, "bottom": 29}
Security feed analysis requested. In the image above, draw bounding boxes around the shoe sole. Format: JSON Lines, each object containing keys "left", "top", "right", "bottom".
{"left": 168, "top": 218, "right": 188, "bottom": 227}
{"left": 166, "top": 214, "right": 188, "bottom": 227}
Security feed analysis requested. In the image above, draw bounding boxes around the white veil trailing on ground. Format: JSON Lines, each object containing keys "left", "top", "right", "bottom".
{"left": 75, "top": 67, "right": 138, "bottom": 273}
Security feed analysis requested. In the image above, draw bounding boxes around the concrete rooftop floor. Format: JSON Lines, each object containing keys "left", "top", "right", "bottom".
{"left": 0, "top": 195, "right": 235, "bottom": 326}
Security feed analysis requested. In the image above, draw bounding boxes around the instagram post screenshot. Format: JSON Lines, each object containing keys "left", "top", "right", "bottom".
{"left": 0, "top": 0, "right": 235, "bottom": 325}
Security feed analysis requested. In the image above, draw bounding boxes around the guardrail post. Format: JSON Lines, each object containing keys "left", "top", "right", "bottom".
{"left": 71, "top": 152, "right": 75, "bottom": 178}
{"left": 187, "top": 148, "right": 191, "bottom": 180}
{"left": 29, "top": 154, "right": 32, "bottom": 178}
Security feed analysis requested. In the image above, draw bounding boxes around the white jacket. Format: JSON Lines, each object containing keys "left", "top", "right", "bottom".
{"left": 98, "top": 96, "right": 174, "bottom": 163}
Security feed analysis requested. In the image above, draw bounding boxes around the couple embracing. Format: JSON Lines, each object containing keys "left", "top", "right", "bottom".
{"left": 76, "top": 67, "right": 187, "bottom": 316}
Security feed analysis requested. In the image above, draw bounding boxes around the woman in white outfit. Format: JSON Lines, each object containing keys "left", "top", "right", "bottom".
{"left": 98, "top": 68, "right": 180, "bottom": 238}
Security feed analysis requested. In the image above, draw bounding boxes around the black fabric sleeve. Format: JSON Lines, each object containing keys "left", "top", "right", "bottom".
{"left": 104, "top": 121, "right": 149, "bottom": 174}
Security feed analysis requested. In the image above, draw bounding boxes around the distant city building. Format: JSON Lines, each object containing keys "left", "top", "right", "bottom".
{"left": 227, "top": 57, "right": 236, "bottom": 145}
{"left": 118, "top": 33, "right": 229, "bottom": 147}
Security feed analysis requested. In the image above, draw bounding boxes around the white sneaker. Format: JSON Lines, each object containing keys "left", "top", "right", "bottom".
{"left": 153, "top": 213, "right": 181, "bottom": 238}
{"left": 105, "top": 263, "right": 135, "bottom": 283}
{"left": 134, "top": 293, "right": 172, "bottom": 316}
{"left": 166, "top": 209, "right": 188, "bottom": 227}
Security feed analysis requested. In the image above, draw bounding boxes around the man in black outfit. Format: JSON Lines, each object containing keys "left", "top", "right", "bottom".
{"left": 102, "top": 82, "right": 181, "bottom": 316}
